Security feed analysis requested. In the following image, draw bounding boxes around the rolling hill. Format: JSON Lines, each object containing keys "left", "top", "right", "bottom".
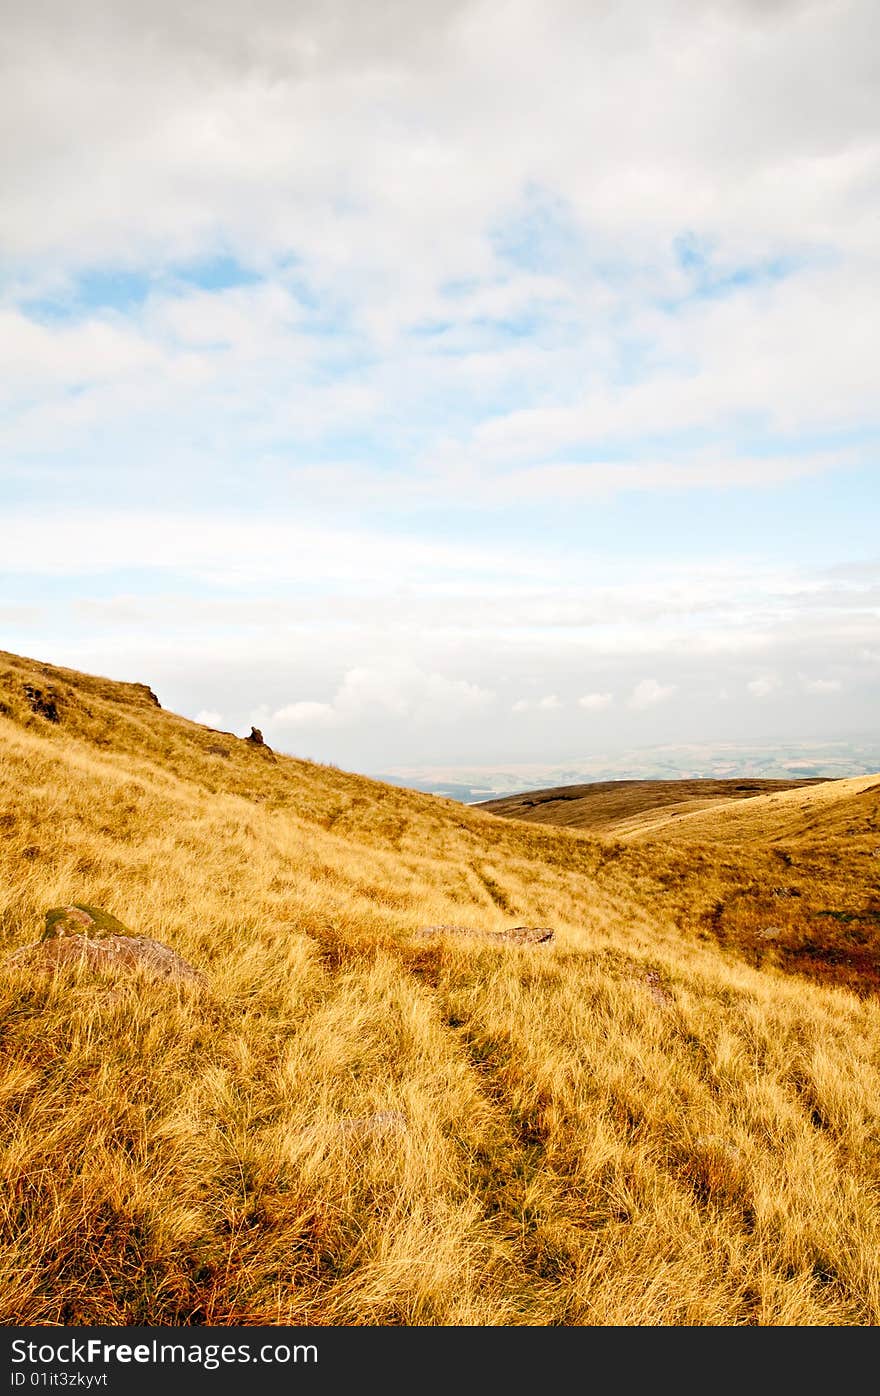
{"left": 1, "top": 649, "right": 879, "bottom": 1326}
{"left": 481, "top": 772, "right": 880, "bottom": 998}
{"left": 477, "top": 777, "right": 829, "bottom": 839}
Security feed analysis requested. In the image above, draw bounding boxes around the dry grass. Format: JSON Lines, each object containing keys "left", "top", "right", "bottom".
{"left": 1, "top": 650, "right": 880, "bottom": 1325}
{"left": 486, "top": 768, "right": 880, "bottom": 997}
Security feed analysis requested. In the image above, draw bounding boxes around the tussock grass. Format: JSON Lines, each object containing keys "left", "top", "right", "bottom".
{"left": 1, "top": 651, "right": 880, "bottom": 1325}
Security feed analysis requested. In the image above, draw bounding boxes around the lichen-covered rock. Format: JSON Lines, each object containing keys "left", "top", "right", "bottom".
{"left": 415, "top": 923, "right": 554, "bottom": 946}
{"left": 2, "top": 903, "right": 207, "bottom": 987}
{"left": 7, "top": 932, "right": 206, "bottom": 987}
{"left": 43, "top": 904, "right": 130, "bottom": 940}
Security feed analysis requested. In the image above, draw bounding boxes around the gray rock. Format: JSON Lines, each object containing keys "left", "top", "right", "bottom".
{"left": 642, "top": 969, "right": 674, "bottom": 1005}
{"left": 416, "top": 923, "right": 554, "bottom": 945}
{"left": 9, "top": 913, "right": 206, "bottom": 987}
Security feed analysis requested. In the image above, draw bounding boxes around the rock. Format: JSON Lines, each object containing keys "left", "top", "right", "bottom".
{"left": 416, "top": 923, "right": 554, "bottom": 946}
{"left": 4, "top": 903, "right": 206, "bottom": 987}
{"left": 415, "top": 923, "right": 474, "bottom": 938}
{"left": 245, "top": 726, "right": 266, "bottom": 746}
{"left": 642, "top": 969, "right": 674, "bottom": 1005}
{"left": 23, "top": 683, "right": 59, "bottom": 723}
{"left": 132, "top": 683, "right": 161, "bottom": 707}
{"left": 7, "top": 933, "right": 206, "bottom": 987}
{"left": 496, "top": 925, "right": 555, "bottom": 945}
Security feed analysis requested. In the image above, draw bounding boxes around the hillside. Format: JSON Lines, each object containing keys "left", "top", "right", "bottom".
{"left": 481, "top": 772, "right": 880, "bottom": 999}
{"left": 1, "top": 650, "right": 880, "bottom": 1326}
{"left": 478, "top": 777, "right": 827, "bottom": 838}
{"left": 620, "top": 771, "right": 880, "bottom": 847}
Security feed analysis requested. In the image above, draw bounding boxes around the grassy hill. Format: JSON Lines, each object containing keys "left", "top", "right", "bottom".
{"left": 481, "top": 773, "right": 880, "bottom": 999}
{"left": 477, "top": 777, "right": 828, "bottom": 838}
{"left": 1, "top": 650, "right": 880, "bottom": 1325}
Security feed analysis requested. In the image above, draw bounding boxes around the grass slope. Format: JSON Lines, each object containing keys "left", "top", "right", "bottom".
{"left": 478, "top": 777, "right": 827, "bottom": 838}
{"left": 482, "top": 771, "right": 880, "bottom": 998}
{"left": 1, "top": 651, "right": 880, "bottom": 1325}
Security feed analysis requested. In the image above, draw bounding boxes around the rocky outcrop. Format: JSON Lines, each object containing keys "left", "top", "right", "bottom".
{"left": 243, "top": 726, "right": 275, "bottom": 759}
{"left": 133, "top": 684, "right": 161, "bottom": 707}
{"left": 415, "top": 924, "right": 555, "bottom": 946}
{"left": 6, "top": 904, "right": 206, "bottom": 987}
{"left": 8, "top": 933, "right": 206, "bottom": 986}
{"left": 23, "top": 683, "right": 59, "bottom": 722}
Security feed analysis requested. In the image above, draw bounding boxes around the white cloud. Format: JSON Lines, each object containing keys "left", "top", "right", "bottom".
{"left": 512, "top": 694, "right": 562, "bottom": 712}
{"left": 273, "top": 701, "right": 338, "bottom": 728}
{"left": 578, "top": 691, "right": 613, "bottom": 710}
{"left": 747, "top": 676, "right": 780, "bottom": 698}
{"left": 627, "top": 678, "right": 676, "bottom": 709}
{"left": 5, "top": 0, "right": 878, "bottom": 272}
{"left": 272, "top": 663, "right": 495, "bottom": 732}
{"left": 2, "top": 0, "right": 878, "bottom": 492}
{"left": 0, "top": 511, "right": 554, "bottom": 587}
{"left": 195, "top": 708, "right": 224, "bottom": 728}
{"left": 802, "top": 677, "right": 842, "bottom": 694}
{"left": 0, "top": 310, "right": 162, "bottom": 386}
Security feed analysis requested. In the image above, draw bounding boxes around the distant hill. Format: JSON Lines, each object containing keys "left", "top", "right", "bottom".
{"left": 2, "top": 649, "right": 880, "bottom": 1327}
{"left": 480, "top": 771, "right": 880, "bottom": 1001}
{"left": 477, "top": 776, "right": 827, "bottom": 838}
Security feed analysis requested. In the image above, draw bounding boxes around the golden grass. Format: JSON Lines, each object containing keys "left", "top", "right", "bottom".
{"left": 483, "top": 771, "right": 880, "bottom": 996}
{"left": 2, "top": 650, "right": 880, "bottom": 1325}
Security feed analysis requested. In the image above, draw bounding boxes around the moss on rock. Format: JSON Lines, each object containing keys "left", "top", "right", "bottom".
{"left": 43, "top": 904, "right": 131, "bottom": 941}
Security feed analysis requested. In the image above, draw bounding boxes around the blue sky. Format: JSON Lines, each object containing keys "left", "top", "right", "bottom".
{"left": 1, "top": 0, "right": 878, "bottom": 775}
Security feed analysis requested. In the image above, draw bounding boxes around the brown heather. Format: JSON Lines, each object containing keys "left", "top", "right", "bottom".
{"left": 1, "top": 650, "right": 879, "bottom": 1326}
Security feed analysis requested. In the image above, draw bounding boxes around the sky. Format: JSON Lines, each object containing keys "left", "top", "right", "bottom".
{"left": 1, "top": 0, "right": 878, "bottom": 776}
